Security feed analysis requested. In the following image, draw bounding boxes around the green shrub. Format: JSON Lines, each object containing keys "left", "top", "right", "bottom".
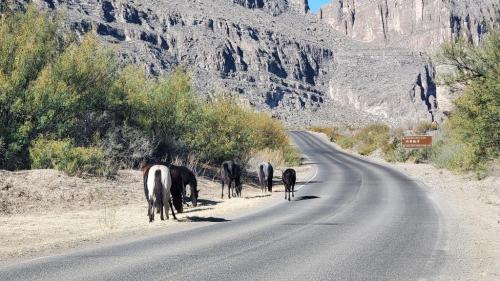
{"left": 382, "top": 138, "right": 432, "bottom": 163}
{"left": 30, "top": 138, "right": 112, "bottom": 176}
{"left": 336, "top": 135, "right": 355, "bottom": 149}
{"left": 282, "top": 145, "right": 301, "bottom": 166}
{"left": 354, "top": 124, "right": 390, "bottom": 155}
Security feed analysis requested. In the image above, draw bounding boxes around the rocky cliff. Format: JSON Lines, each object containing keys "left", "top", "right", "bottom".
{"left": 19, "top": 0, "right": 440, "bottom": 127}
{"left": 233, "top": 0, "right": 309, "bottom": 15}
{"left": 319, "top": 0, "right": 500, "bottom": 52}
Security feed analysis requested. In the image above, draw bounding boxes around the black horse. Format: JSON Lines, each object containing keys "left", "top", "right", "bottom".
{"left": 220, "top": 160, "right": 242, "bottom": 199}
{"left": 282, "top": 168, "right": 296, "bottom": 201}
{"left": 170, "top": 165, "right": 198, "bottom": 210}
{"left": 257, "top": 162, "right": 274, "bottom": 193}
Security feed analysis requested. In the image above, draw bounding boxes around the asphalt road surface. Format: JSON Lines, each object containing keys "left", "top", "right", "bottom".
{"left": 0, "top": 131, "right": 445, "bottom": 281}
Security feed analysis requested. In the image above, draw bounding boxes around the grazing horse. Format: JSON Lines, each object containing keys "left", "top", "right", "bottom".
{"left": 282, "top": 168, "right": 296, "bottom": 201}
{"left": 220, "top": 160, "right": 242, "bottom": 199}
{"left": 258, "top": 162, "right": 274, "bottom": 193}
{"left": 143, "top": 164, "right": 177, "bottom": 222}
{"left": 170, "top": 165, "right": 198, "bottom": 209}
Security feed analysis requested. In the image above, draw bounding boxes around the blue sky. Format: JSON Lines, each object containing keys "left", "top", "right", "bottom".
{"left": 309, "top": 0, "right": 331, "bottom": 13}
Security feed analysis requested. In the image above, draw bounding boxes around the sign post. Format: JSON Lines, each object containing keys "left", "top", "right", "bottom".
{"left": 401, "top": 136, "right": 432, "bottom": 148}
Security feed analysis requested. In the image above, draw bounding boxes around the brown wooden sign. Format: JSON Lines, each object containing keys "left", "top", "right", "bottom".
{"left": 401, "top": 136, "right": 432, "bottom": 148}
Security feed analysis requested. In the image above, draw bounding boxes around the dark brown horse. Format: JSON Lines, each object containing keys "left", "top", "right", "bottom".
{"left": 220, "top": 160, "right": 242, "bottom": 199}
{"left": 170, "top": 165, "right": 198, "bottom": 209}
{"left": 282, "top": 168, "right": 296, "bottom": 201}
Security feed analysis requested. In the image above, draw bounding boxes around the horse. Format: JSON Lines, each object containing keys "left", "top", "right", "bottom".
{"left": 220, "top": 160, "right": 242, "bottom": 199}
{"left": 170, "top": 165, "right": 198, "bottom": 209}
{"left": 258, "top": 162, "right": 274, "bottom": 193}
{"left": 282, "top": 168, "right": 296, "bottom": 201}
{"left": 143, "top": 164, "right": 177, "bottom": 222}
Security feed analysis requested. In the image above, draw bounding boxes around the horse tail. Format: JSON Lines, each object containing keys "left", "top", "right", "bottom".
{"left": 258, "top": 164, "right": 264, "bottom": 183}
{"left": 143, "top": 166, "right": 150, "bottom": 201}
{"left": 154, "top": 169, "right": 163, "bottom": 208}
{"left": 222, "top": 162, "right": 233, "bottom": 177}
{"left": 267, "top": 164, "right": 273, "bottom": 191}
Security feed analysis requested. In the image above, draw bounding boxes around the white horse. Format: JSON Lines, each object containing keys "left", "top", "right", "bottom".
{"left": 258, "top": 162, "right": 274, "bottom": 193}
{"left": 144, "top": 164, "right": 176, "bottom": 222}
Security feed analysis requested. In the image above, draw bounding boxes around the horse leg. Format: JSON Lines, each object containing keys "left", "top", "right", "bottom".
{"left": 160, "top": 202, "right": 165, "bottom": 220}
{"left": 168, "top": 200, "right": 177, "bottom": 220}
{"left": 221, "top": 181, "right": 225, "bottom": 199}
{"left": 228, "top": 180, "right": 232, "bottom": 199}
{"left": 182, "top": 184, "right": 187, "bottom": 205}
{"left": 292, "top": 183, "right": 295, "bottom": 198}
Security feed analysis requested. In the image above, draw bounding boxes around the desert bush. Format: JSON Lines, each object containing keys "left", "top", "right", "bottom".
{"left": 309, "top": 126, "right": 341, "bottom": 142}
{"left": 354, "top": 124, "right": 390, "bottom": 155}
{"left": 336, "top": 135, "right": 355, "bottom": 149}
{"left": 250, "top": 112, "right": 289, "bottom": 151}
{"left": 30, "top": 138, "right": 113, "bottom": 176}
{"left": 412, "top": 121, "right": 436, "bottom": 134}
{"left": 382, "top": 138, "right": 432, "bottom": 163}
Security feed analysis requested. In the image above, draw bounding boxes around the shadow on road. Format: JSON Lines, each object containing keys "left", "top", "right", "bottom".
{"left": 293, "top": 195, "right": 320, "bottom": 201}
{"left": 295, "top": 180, "right": 323, "bottom": 185}
{"left": 185, "top": 216, "right": 231, "bottom": 222}
{"left": 281, "top": 222, "right": 340, "bottom": 226}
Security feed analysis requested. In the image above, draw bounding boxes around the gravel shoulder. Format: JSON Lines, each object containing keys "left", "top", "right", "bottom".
{"left": 310, "top": 131, "right": 500, "bottom": 281}
{"left": 0, "top": 163, "right": 313, "bottom": 261}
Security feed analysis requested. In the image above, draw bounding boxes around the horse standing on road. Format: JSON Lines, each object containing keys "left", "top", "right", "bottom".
{"left": 258, "top": 162, "right": 274, "bottom": 193}
{"left": 143, "top": 164, "right": 177, "bottom": 222}
{"left": 220, "top": 160, "right": 242, "bottom": 199}
{"left": 282, "top": 168, "right": 296, "bottom": 201}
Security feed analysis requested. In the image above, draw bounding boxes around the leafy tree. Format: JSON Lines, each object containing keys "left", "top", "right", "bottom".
{"left": 0, "top": 6, "right": 65, "bottom": 169}
{"left": 435, "top": 33, "right": 500, "bottom": 172}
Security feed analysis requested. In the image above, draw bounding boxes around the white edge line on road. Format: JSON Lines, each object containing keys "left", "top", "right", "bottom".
{"left": 294, "top": 162, "right": 318, "bottom": 192}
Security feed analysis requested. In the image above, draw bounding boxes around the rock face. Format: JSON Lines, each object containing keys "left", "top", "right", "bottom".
{"left": 233, "top": 0, "right": 309, "bottom": 15}
{"left": 319, "top": 0, "right": 500, "bottom": 52}
{"left": 23, "top": 0, "right": 441, "bottom": 127}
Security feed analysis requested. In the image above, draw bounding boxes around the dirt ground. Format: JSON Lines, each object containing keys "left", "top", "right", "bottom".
{"left": 310, "top": 131, "right": 500, "bottom": 281}
{"left": 0, "top": 163, "right": 313, "bottom": 260}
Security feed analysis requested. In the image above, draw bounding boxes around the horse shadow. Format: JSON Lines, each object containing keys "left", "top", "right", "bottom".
{"left": 244, "top": 194, "right": 272, "bottom": 199}
{"left": 180, "top": 207, "right": 215, "bottom": 214}
{"left": 185, "top": 216, "right": 231, "bottom": 222}
{"left": 196, "top": 198, "right": 222, "bottom": 206}
{"left": 294, "top": 195, "right": 320, "bottom": 201}
{"left": 295, "top": 180, "right": 323, "bottom": 185}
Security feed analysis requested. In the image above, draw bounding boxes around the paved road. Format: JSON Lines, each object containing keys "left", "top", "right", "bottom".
{"left": 0, "top": 131, "right": 445, "bottom": 281}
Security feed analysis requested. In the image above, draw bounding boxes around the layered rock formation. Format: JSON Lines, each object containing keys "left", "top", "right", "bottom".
{"left": 318, "top": 0, "right": 500, "bottom": 52}
{"left": 19, "top": 0, "right": 441, "bottom": 127}
{"left": 233, "top": 0, "right": 309, "bottom": 15}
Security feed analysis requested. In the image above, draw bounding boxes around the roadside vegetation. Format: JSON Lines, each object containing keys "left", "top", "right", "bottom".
{"left": 0, "top": 7, "right": 298, "bottom": 176}
{"left": 310, "top": 32, "right": 499, "bottom": 176}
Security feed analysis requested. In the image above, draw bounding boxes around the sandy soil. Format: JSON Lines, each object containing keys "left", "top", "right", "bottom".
{"left": 0, "top": 163, "right": 313, "bottom": 260}
{"left": 310, "top": 131, "right": 500, "bottom": 281}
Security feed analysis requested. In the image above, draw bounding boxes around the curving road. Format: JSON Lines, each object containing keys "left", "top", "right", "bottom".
{"left": 0, "top": 131, "right": 445, "bottom": 281}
